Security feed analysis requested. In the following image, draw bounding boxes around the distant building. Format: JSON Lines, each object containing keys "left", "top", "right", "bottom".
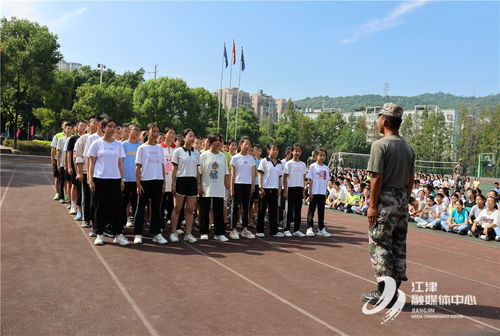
{"left": 57, "top": 60, "right": 82, "bottom": 71}
{"left": 214, "top": 88, "right": 252, "bottom": 112}
{"left": 275, "top": 98, "right": 287, "bottom": 118}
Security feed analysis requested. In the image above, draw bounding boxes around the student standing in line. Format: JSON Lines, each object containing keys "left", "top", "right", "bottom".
{"left": 279, "top": 146, "right": 292, "bottom": 226}
{"left": 229, "top": 136, "right": 256, "bottom": 240}
{"left": 133, "top": 123, "right": 167, "bottom": 244}
{"left": 56, "top": 122, "right": 74, "bottom": 204}
{"left": 66, "top": 120, "right": 87, "bottom": 217}
{"left": 283, "top": 143, "right": 307, "bottom": 237}
{"left": 75, "top": 117, "right": 96, "bottom": 228}
{"left": 256, "top": 143, "right": 284, "bottom": 238}
{"left": 122, "top": 124, "right": 142, "bottom": 228}
{"left": 83, "top": 113, "right": 109, "bottom": 237}
{"left": 87, "top": 117, "right": 128, "bottom": 246}
{"left": 160, "top": 127, "right": 176, "bottom": 227}
{"left": 199, "top": 134, "right": 230, "bottom": 241}
{"left": 170, "top": 129, "right": 200, "bottom": 243}
{"left": 306, "top": 148, "right": 332, "bottom": 237}
{"left": 120, "top": 123, "right": 129, "bottom": 142}
{"left": 50, "top": 121, "right": 68, "bottom": 201}
{"left": 249, "top": 144, "right": 263, "bottom": 227}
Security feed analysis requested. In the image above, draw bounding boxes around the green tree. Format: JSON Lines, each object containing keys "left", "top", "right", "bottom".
{"left": 191, "top": 87, "right": 219, "bottom": 136}
{"left": 311, "top": 111, "right": 346, "bottom": 150}
{"left": 227, "top": 106, "right": 260, "bottom": 141}
{"left": 1, "top": 17, "right": 61, "bottom": 148}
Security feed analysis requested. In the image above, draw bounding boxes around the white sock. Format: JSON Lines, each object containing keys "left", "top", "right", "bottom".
{"left": 71, "top": 201, "right": 76, "bottom": 206}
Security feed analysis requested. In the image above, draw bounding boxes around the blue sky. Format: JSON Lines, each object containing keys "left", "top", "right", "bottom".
{"left": 2, "top": 1, "right": 499, "bottom": 99}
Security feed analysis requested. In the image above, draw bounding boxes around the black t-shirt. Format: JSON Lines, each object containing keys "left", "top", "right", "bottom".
{"left": 464, "top": 201, "right": 476, "bottom": 209}
{"left": 66, "top": 135, "right": 80, "bottom": 169}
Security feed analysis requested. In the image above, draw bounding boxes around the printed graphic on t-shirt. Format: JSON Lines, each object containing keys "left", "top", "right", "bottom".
{"left": 209, "top": 161, "right": 219, "bottom": 181}
{"left": 147, "top": 148, "right": 162, "bottom": 164}
{"left": 317, "top": 170, "right": 327, "bottom": 180}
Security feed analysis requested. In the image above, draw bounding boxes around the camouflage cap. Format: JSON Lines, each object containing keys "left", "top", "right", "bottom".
{"left": 379, "top": 103, "right": 403, "bottom": 118}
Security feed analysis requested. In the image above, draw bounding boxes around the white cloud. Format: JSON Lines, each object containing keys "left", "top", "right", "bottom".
{"left": 340, "top": 0, "right": 429, "bottom": 45}
{"left": 1, "top": 1, "right": 87, "bottom": 33}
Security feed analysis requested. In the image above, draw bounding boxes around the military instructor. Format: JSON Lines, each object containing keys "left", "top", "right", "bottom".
{"left": 362, "top": 103, "right": 415, "bottom": 305}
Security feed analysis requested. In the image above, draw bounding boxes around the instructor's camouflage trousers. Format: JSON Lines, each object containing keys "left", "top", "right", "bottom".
{"left": 368, "top": 189, "right": 408, "bottom": 283}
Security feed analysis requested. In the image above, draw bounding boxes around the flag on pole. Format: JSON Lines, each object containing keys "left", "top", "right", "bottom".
{"left": 232, "top": 41, "right": 236, "bottom": 65}
{"left": 223, "top": 44, "right": 228, "bottom": 68}
{"left": 30, "top": 125, "right": 35, "bottom": 136}
{"left": 241, "top": 48, "right": 245, "bottom": 71}
{"left": 16, "top": 128, "right": 20, "bottom": 138}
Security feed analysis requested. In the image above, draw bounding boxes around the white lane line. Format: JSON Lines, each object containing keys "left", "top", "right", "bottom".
{"left": 410, "top": 241, "right": 500, "bottom": 264}
{"left": 182, "top": 241, "right": 349, "bottom": 336}
{"left": 259, "top": 238, "right": 500, "bottom": 333}
{"left": 42, "top": 170, "right": 160, "bottom": 336}
{"left": 0, "top": 168, "right": 17, "bottom": 208}
{"left": 327, "top": 236, "right": 500, "bottom": 290}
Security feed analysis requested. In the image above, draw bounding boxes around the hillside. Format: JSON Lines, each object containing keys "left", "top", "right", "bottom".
{"left": 294, "top": 92, "right": 500, "bottom": 111}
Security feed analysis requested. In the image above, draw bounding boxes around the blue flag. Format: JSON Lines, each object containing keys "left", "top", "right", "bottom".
{"left": 241, "top": 48, "right": 245, "bottom": 71}
{"left": 223, "top": 44, "right": 228, "bottom": 68}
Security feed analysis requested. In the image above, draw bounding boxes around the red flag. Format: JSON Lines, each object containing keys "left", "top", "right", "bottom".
{"left": 232, "top": 41, "right": 236, "bottom": 65}
{"left": 16, "top": 128, "right": 20, "bottom": 138}
{"left": 30, "top": 125, "right": 35, "bottom": 136}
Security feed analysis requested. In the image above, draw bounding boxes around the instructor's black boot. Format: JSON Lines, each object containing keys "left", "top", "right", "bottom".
{"left": 361, "top": 282, "right": 385, "bottom": 305}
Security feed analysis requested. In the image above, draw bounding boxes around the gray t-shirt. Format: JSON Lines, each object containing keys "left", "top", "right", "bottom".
{"left": 366, "top": 135, "right": 415, "bottom": 189}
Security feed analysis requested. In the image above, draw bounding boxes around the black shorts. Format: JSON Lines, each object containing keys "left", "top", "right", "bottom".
{"left": 53, "top": 165, "right": 60, "bottom": 177}
{"left": 251, "top": 185, "right": 260, "bottom": 201}
{"left": 71, "top": 172, "right": 78, "bottom": 185}
{"left": 175, "top": 176, "right": 198, "bottom": 197}
{"left": 65, "top": 170, "right": 72, "bottom": 182}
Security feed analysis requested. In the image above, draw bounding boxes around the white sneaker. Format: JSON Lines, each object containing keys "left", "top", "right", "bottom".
{"left": 318, "top": 229, "right": 332, "bottom": 237}
{"left": 214, "top": 235, "right": 229, "bottom": 242}
{"left": 94, "top": 234, "right": 104, "bottom": 245}
{"left": 306, "top": 227, "right": 315, "bottom": 237}
{"left": 241, "top": 228, "right": 255, "bottom": 239}
{"left": 293, "top": 231, "right": 306, "bottom": 238}
{"left": 272, "top": 232, "right": 284, "bottom": 238}
{"left": 495, "top": 236, "right": 500, "bottom": 242}
{"left": 200, "top": 234, "right": 209, "bottom": 240}
{"left": 255, "top": 232, "right": 265, "bottom": 238}
{"left": 176, "top": 229, "right": 184, "bottom": 235}
{"left": 170, "top": 233, "right": 179, "bottom": 242}
{"left": 152, "top": 233, "right": 168, "bottom": 244}
{"left": 114, "top": 234, "right": 130, "bottom": 246}
{"left": 467, "top": 230, "right": 473, "bottom": 237}
{"left": 184, "top": 233, "right": 197, "bottom": 243}
{"left": 69, "top": 206, "right": 77, "bottom": 215}
{"left": 283, "top": 230, "right": 292, "bottom": 237}
{"left": 167, "top": 219, "right": 171, "bottom": 225}
{"left": 134, "top": 235, "right": 143, "bottom": 244}
{"left": 229, "top": 229, "right": 240, "bottom": 240}
{"left": 125, "top": 217, "right": 134, "bottom": 227}
{"left": 480, "top": 234, "right": 491, "bottom": 241}
{"left": 181, "top": 220, "right": 186, "bottom": 225}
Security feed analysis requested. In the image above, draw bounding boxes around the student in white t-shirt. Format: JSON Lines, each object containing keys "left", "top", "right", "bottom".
{"left": 283, "top": 144, "right": 307, "bottom": 237}
{"left": 256, "top": 143, "right": 284, "bottom": 238}
{"left": 87, "top": 117, "right": 128, "bottom": 246}
{"left": 306, "top": 148, "right": 332, "bottom": 237}
{"left": 477, "top": 196, "right": 500, "bottom": 241}
{"left": 133, "top": 123, "right": 167, "bottom": 245}
{"left": 170, "top": 129, "right": 200, "bottom": 244}
{"left": 161, "top": 127, "right": 176, "bottom": 226}
{"left": 468, "top": 194, "right": 486, "bottom": 237}
{"left": 229, "top": 136, "right": 256, "bottom": 240}
{"left": 415, "top": 196, "right": 439, "bottom": 228}
{"left": 198, "top": 134, "right": 230, "bottom": 242}
{"left": 56, "top": 122, "right": 74, "bottom": 203}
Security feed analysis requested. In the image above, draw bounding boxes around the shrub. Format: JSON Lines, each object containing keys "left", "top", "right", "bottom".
{"left": 3, "top": 139, "right": 51, "bottom": 153}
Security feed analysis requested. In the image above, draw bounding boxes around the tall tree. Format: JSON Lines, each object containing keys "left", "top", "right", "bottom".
{"left": 1, "top": 17, "right": 61, "bottom": 148}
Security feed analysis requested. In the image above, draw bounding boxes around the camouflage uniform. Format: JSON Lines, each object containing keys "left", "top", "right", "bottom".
{"left": 369, "top": 188, "right": 408, "bottom": 283}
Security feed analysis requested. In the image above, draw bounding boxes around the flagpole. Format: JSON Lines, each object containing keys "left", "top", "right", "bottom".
{"left": 234, "top": 47, "right": 243, "bottom": 139}
{"left": 226, "top": 39, "right": 235, "bottom": 140}
{"left": 217, "top": 43, "right": 226, "bottom": 133}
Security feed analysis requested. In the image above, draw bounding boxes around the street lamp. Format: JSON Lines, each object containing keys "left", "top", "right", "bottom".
{"left": 97, "top": 63, "right": 106, "bottom": 85}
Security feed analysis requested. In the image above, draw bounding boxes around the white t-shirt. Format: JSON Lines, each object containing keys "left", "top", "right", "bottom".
{"left": 87, "top": 139, "right": 125, "bottom": 179}
{"left": 469, "top": 205, "right": 485, "bottom": 220}
{"left": 75, "top": 133, "right": 90, "bottom": 170}
{"left": 306, "top": 163, "right": 330, "bottom": 196}
{"left": 50, "top": 135, "right": 59, "bottom": 148}
{"left": 328, "top": 187, "right": 347, "bottom": 202}
{"left": 83, "top": 133, "right": 101, "bottom": 158}
{"left": 285, "top": 160, "right": 306, "bottom": 188}
{"left": 258, "top": 158, "right": 283, "bottom": 189}
{"left": 476, "top": 208, "right": 499, "bottom": 227}
{"left": 230, "top": 153, "right": 255, "bottom": 185}
{"left": 172, "top": 147, "right": 200, "bottom": 178}
{"left": 136, "top": 144, "right": 165, "bottom": 181}
{"left": 199, "top": 151, "right": 229, "bottom": 198}
{"left": 57, "top": 136, "right": 68, "bottom": 168}
{"left": 434, "top": 202, "right": 446, "bottom": 215}
{"left": 163, "top": 146, "right": 175, "bottom": 192}
{"left": 422, "top": 205, "right": 439, "bottom": 219}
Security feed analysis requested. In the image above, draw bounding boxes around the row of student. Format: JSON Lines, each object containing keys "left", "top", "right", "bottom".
{"left": 50, "top": 116, "right": 333, "bottom": 247}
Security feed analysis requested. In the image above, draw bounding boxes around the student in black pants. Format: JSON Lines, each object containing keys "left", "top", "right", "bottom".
{"left": 283, "top": 143, "right": 307, "bottom": 237}
{"left": 87, "top": 117, "right": 129, "bottom": 246}
{"left": 256, "top": 143, "right": 283, "bottom": 238}
{"left": 133, "top": 123, "right": 168, "bottom": 244}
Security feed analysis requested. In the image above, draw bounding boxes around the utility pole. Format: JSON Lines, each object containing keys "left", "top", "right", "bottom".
{"left": 383, "top": 82, "right": 391, "bottom": 97}
{"left": 149, "top": 64, "right": 159, "bottom": 80}
{"left": 97, "top": 63, "right": 106, "bottom": 85}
